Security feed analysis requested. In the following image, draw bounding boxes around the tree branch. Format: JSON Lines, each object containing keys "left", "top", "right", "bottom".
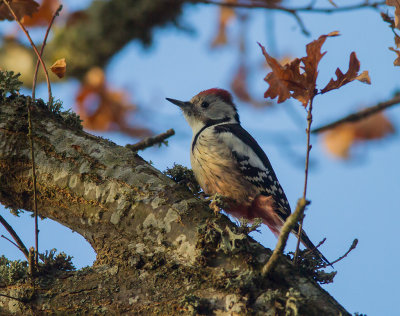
{"left": 0, "top": 94, "right": 350, "bottom": 315}
{"left": 191, "top": 0, "right": 384, "bottom": 13}
{"left": 126, "top": 128, "right": 175, "bottom": 151}
{"left": 0, "top": 215, "right": 29, "bottom": 260}
{"left": 312, "top": 95, "right": 400, "bottom": 133}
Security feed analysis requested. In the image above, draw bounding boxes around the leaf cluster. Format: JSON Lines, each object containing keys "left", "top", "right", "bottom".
{"left": 0, "top": 70, "right": 22, "bottom": 98}
{"left": 259, "top": 32, "right": 370, "bottom": 107}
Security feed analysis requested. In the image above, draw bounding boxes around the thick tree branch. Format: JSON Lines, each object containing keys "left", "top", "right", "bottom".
{"left": 0, "top": 95, "right": 350, "bottom": 315}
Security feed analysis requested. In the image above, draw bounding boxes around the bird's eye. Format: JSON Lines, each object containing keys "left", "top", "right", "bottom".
{"left": 201, "top": 101, "right": 209, "bottom": 109}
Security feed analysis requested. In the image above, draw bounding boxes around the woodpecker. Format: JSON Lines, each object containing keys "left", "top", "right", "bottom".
{"left": 166, "top": 88, "right": 329, "bottom": 264}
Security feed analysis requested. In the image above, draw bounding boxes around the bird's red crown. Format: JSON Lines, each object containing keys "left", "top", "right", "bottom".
{"left": 197, "top": 88, "right": 234, "bottom": 106}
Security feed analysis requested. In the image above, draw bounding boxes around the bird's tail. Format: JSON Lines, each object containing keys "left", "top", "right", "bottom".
{"left": 293, "top": 223, "right": 332, "bottom": 267}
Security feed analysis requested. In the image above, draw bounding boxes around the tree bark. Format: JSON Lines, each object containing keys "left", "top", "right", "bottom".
{"left": 0, "top": 95, "right": 350, "bottom": 315}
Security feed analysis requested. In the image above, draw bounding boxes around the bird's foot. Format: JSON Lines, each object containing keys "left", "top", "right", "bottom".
{"left": 207, "top": 193, "right": 229, "bottom": 215}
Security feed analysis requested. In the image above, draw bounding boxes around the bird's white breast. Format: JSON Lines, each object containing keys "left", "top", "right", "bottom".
{"left": 190, "top": 126, "right": 257, "bottom": 202}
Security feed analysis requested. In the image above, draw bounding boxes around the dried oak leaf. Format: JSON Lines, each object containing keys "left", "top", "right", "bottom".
{"left": 211, "top": 2, "right": 236, "bottom": 47}
{"left": 50, "top": 58, "right": 66, "bottom": 78}
{"left": 0, "top": 0, "right": 39, "bottom": 21}
{"left": 322, "top": 111, "right": 395, "bottom": 159}
{"left": 389, "top": 47, "right": 400, "bottom": 66}
{"left": 387, "top": 0, "right": 400, "bottom": 29}
{"left": 321, "top": 52, "right": 370, "bottom": 94}
{"left": 22, "top": 0, "right": 59, "bottom": 27}
{"left": 259, "top": 31, "right": 339, "bottom": 107}
{"left": 75, "top": 67, "right": 151, "bottom": 138}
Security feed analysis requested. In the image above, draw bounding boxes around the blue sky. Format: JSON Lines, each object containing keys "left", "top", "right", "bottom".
{"left": 1, "top": 1, "right": 399, "bottom": 315}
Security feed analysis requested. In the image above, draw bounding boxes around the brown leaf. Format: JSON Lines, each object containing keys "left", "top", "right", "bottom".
{"left": 231, "top": 65, "right": 252, "bottom": 103}
{"left": 321, "top": 52, "right": 371, "bottom": 94}
{"left": 387, "top": 0, "right": 400, "bottom": 29}
{"left": 50, "top": 58, "right": 66, "bottom": 78}
{"left": 389, "top": 47, "right": 400, "bottom": 66}
{"left": 75, "top": 67, "right": 151, "bottom": 138}
{"left": 22, "top": 0, "right": 59, "bottom": 27}
{"left": 259, "top": 31, "right": 339, "bottom": 107}
{"left": 211, "top": 3, "right": 236, "bottom": 47}
{"left": 0, "top": 0, "right": 39, "bottom": 21}
{"left": 231, "top": 64, "right": 269, "bottom": 107}
{"left": 259, "top": 42, "right": 299, "bottom": 104}
{"left": 355, "top": 71, "right": 371, "bottom": 84}
{"left": 322, "top": 111, "right": 395, "bottom": 159}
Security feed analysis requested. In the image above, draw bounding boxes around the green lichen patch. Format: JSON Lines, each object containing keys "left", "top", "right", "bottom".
{"left": 164, "top": 163, "right": 201, "bottom": 195}
{"left": 0, "top": 70, "right": 22, "bottom": 98}
{"left": 287, "top": 249, "right": 337, "bottom": 284}
{"left": 38, "top": 249, "right": 75, "bottom": 274}
{"left": 180, "top": 294, "right": 213, "bottom": 315}
{"left": 0, "top": 255, "right": 28, "bottom": 286}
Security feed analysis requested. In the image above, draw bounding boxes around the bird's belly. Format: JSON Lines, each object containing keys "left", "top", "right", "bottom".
{"left": 191, "top": 146, "right": 255, "bottom": 203}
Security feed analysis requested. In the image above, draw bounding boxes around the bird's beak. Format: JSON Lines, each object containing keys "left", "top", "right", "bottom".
{"left": 166, "top": 98, "right": 192, "bottom": 109}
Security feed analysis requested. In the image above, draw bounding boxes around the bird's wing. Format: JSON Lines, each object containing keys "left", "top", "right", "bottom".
{"left": 214, "top": 123, "right": 291, "bottom": 220}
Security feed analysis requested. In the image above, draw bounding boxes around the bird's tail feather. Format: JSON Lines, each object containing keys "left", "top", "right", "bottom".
{"left": 293, "top": 223, "right": 332, "bottom": 267}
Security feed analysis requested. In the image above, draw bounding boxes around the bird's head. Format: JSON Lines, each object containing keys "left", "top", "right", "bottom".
{"left": 167, "top": 88, "right": 240, "bottom": 133}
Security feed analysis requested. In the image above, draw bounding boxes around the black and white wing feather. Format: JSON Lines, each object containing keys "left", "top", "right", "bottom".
{"left": 214, "top": 123, "right": 291, "bottom": 220}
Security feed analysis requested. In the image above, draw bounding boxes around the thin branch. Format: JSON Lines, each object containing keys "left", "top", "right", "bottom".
{"left": 191, "top": 0, "right": 384, "bottom": 13}
{"left": 262, "top": 198, "right": 309, "bottom": 276}
{"left": 0, "top": 215, "right": 29, "bottom": 260}
{"left": 32, "top": 5, "right": 63, "bottom": 100}
{"left": 26, "top": 98, "right": 39, "bottom": 266}
{"left": 193, "top": 0, "right": 383, "bottom": 34}
{"left": 312, "top": 95, "right": 400, "bottom": 133}
{"left": 2, "top": 0, "right": 52, "bottom": 104}
{"left": 303, "top": 237, "right": 326, "bottom": 255}
{"left": 126, "top": 129, "right": 175, "bottom": 151}
{"left": 290, "top": 10, "right": 310, "bottom": 36}
{"left": 293, "top": 96, "right": 314, "bottom": 264}
{"left": 320, "top": 239, "right": 358, "bottom": 268}
{"left": 1, "top": 235, "right": 24, "bottom": 252}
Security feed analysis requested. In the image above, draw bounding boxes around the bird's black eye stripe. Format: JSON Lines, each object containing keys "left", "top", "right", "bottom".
{"left": 201, "top": 101, "right": 209, "bottom": 109}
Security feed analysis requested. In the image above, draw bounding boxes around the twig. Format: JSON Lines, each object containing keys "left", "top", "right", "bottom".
{"left": 126, "top": 129, "right": 175, "bottom": 151}
{"left": 290, "top": 10, "right": 310, "bottom": 36}
{"left": 303, "top": 237, "right": 326, "bottom": 255}
{"left": 0, "top": 215, "right": 29, "bottom": 260}
{"left": 2, "top": 0, "right": 52, "bottom": 104}
{"left": 320, "top": 239, "right": 358, "bottom": 268}
{"left": 192, "top": 0, "right": 383, "bottom": 34}
{"left": 27, "top": 98, "right": 39, "bottom": 266}
{"left": 0, "top": 293, "right": 25, "bottom": 303}
{"left": 32, "top": 5, "right": 63, "bottom": 100}
{"left": 293, "top": 96, "right": 314, "bottom": 264}
{"left": 1, "top": 235, "right": 26, "bottom": 254}
{"left": 312, "top": 95, "right": 400, "bottom": 133}
{"left": 191, "top": 0, "right": 384, "bottom": 13}
{"left": 262, "top": 198, "right": 309, "bottom": 276}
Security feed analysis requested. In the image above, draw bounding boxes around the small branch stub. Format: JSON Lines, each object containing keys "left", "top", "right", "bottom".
{"left": 126, "top": 128, "right": 175, "bottom": 151}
